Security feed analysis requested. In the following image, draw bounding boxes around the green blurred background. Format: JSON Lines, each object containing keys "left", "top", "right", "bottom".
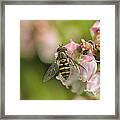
{"left": 20, "top": 20, "right": 96, "bottom": 100}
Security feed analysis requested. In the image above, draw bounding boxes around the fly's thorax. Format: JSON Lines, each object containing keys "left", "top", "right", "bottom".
{"left": 58, "top": 51, "right": 68, "bottom": 60}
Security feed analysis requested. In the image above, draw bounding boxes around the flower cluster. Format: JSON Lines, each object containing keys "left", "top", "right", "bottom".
{"left": 56, "top": 21, "right": 100, "bottom": 97}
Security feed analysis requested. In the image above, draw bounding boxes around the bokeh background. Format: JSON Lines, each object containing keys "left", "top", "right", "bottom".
{"left": 20, "top": 20, "right": 97, "bottom": 100}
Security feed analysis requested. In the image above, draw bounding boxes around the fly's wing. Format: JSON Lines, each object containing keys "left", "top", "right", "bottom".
{"left": 68, "top": 56, "right": 87, "bottom": 72}
{"left": 43, "top": 62, "right": 59, "bottom": 82}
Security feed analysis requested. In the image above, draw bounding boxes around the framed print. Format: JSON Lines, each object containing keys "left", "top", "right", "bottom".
{"left": 0, "top": 0, "right": 120, "bottom": 119}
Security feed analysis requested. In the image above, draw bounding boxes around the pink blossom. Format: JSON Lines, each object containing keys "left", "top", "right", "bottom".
{"left": 81, "top": 54, "right": 94, "bottom": 62}
{"left": 65, "top": 39, "right": 80, "bottom": 58}
{"left": 80, "top": 54, "right": 100, "bottom": 94}
{"left": 86, "top": 72, "right": 100, "bottom": 95}
{"left": 33, "top": 21, "right": 58, "bottom": 63}
{"left": 90, "top": 21, "right": 100, "bottom": 39}
{"left": 80, "top": 54, "right": 97, "bottom": 82}
{"left": 20, "top": 21, "right": 36, "bottom": 58}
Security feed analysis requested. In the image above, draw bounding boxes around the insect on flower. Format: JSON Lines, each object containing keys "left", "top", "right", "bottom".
{"left": 43, "top": 44, "right": 85, "bottom": 83}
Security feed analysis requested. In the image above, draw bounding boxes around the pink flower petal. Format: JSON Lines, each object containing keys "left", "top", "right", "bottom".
{"left": 86, "top": 72, "right": 100, "bottom": 94}
{"left": 81, "top": 54, "right": 94, "bottom": 62}
{"left": 90, "top": 21, "right": 100, "bottom": 39}
{"left": 65, "top": 40, "right": 80, "bottom": 58}
{"left": 80, "top": 55, "right": 97, "bottom": 82}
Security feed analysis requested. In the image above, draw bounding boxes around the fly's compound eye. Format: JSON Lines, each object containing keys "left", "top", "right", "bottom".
{"left": 62, "top": 47, "right": 67, "bottom": 51}
{"left": 57, "top": 48, "right": 60, "bottom": 52}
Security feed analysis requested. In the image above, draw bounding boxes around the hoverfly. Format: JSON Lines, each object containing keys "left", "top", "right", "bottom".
{"left": 43, "top": 44, "right": 84, "bottom": 82}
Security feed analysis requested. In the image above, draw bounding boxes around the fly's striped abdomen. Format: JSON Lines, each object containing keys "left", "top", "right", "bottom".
{"left": 59, "top": 58, "right": 70, "bottom": 80}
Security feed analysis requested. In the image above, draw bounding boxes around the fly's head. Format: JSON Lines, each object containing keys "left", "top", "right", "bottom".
{"left": 57, "top": 44, "right": 67, "bottom": 52}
